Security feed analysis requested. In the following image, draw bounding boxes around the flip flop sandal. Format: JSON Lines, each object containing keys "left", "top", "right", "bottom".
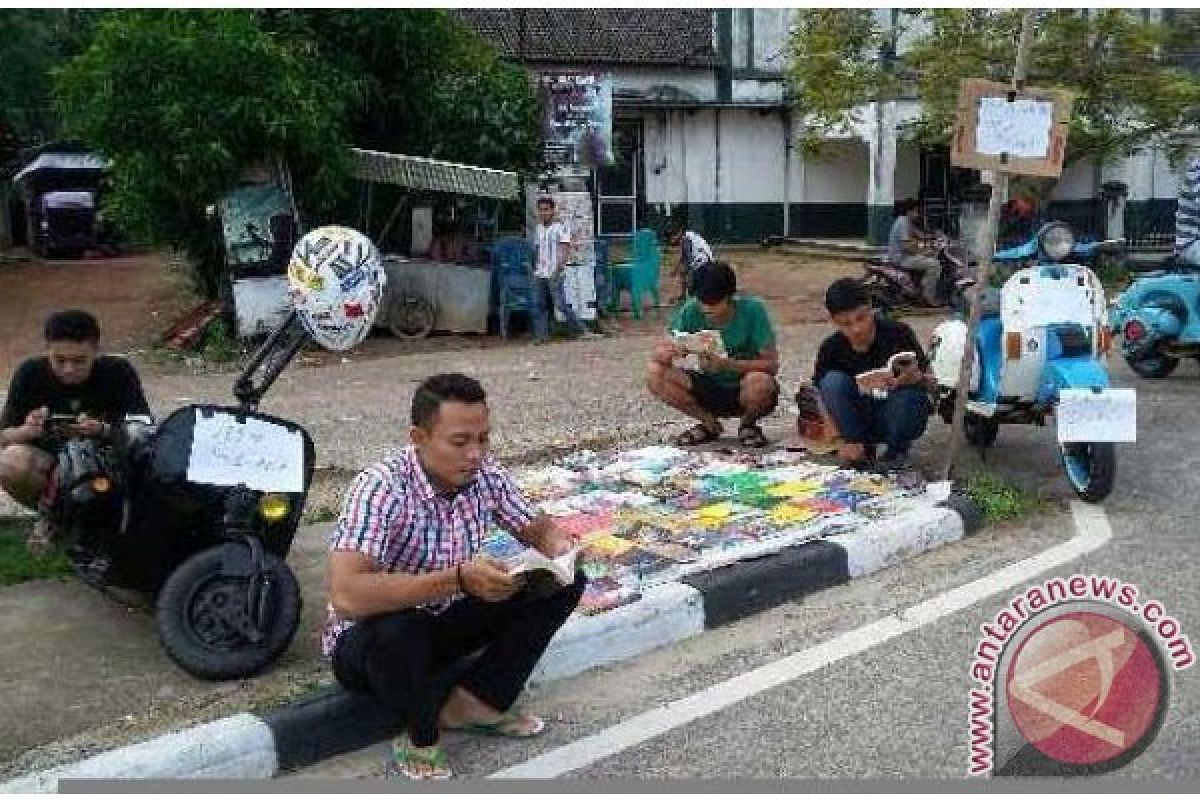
{"left": 385, "top": 737, "right": 453, "bottom": 780}
{"left": 671, "top": 424, "right": 721, "bottom": 447}
{"left": 446, "top": 710, "right": 546, "bottom": 739}
{"left": 737, "top": 425, "right": 769, "bottom": 449}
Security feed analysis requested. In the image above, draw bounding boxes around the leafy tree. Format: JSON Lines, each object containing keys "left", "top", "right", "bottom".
{"left": 54, "top": 10, "right": 354, "bottom": 298}
{"left": 0, "top": 10, "right": 104, "bottom": 162}
{"left": 787, "top": 9, "right": 1200, "bottom": 166}
{"left": 260, "top": 10, "right": 542, "bottom": 174}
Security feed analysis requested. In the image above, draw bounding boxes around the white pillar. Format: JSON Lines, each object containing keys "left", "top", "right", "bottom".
{"left": 867, "top": 101, "right": 898, "bottom": 245}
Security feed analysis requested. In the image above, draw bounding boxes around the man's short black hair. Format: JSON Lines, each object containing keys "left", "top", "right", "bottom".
{"left": 412, "top": 373, "right": 487, "bottom": 428}
{"left": 536, "top": 196, "right": 555, "bottom": 209}
{"left": 44, "top": 310, "right": 101, "bottom": 344}
{"left": 694, "top": 261, "right": 737, "bottom": 305}
{"left": 825, "top": 278, "right": 870, "bottom": 315}
{"left": 896, "top": 197, "right": 920, "bottom": 216}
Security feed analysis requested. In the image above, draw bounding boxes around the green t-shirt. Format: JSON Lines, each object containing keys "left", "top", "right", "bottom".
{"left": 669, "top": 294, "right": 777, "bottom": 387}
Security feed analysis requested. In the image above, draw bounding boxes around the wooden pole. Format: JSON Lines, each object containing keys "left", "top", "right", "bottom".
{"left": 940, "top": 10, "right": 1038, "bottom": 482}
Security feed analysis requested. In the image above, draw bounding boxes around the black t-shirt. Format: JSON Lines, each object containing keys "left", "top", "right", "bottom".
{"left": 0, "top": 355, "right": 152, "bottom": 433}
{"left": 812, "top": 317, "right": 929, "bottom": 385}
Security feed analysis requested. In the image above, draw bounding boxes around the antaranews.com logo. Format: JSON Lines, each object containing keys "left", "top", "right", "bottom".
{"left": 967, "top": 574, "right": 1193, "bottom": 777}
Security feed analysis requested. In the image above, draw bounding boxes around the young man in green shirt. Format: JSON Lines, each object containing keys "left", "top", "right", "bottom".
{"left": 646, "top": 261, "right": 780, "bottom": 448}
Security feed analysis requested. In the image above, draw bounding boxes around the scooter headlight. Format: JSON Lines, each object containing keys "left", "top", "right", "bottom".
{"left": 1039, "top": 223, "right": 1075, "bottom": 262}
{"left": 258, "top": 493, "right": 291, "bottom": 523}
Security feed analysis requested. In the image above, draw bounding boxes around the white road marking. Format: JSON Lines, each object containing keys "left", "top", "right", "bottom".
{"left": 490, "top": 501, "right": 1113, "bottom": 779}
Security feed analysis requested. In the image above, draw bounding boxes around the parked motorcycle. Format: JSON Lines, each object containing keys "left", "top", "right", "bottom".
{"left": 927, "top": 222, "right": 1125, "bottom": 503}
{"left": 1107, "top": 256, "right": 1200, "bottom": 379}
{"left": 862, "top": 234, "right": 975, "bottom": 313}
{"left": 46, "top": 226, "right": 385, "bottom": 680}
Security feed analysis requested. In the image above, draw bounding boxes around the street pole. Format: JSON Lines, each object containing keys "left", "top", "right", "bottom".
{"left": 941, "top": 10, "right": 1038, "bottom": 482}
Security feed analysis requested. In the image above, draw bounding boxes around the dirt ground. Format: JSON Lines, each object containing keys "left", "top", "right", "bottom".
{"left": 0, "top": 251, "right": 197, "bottom": 377}
{"left": 0, "top": 246, "right": 862, "bottom": 379}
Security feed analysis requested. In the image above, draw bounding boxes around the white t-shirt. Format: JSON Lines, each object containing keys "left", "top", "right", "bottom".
{"left": 534, "top": 220, "right": 573, "bottom": 279}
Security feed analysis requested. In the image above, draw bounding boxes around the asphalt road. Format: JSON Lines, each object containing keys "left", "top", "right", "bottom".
{"left": 294, "top": 356, "right": 1200, "bottom": 783}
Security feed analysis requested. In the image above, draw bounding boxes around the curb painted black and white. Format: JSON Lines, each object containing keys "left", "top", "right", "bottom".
{"left": 1, "top": 493, "right": 981, "bottom": 791}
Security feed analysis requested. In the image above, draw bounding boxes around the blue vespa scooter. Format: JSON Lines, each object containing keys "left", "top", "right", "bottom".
{"left": 928, "top": 223, "right": 1125, "bottom": 502}
{"left": 1107, "top": 255, "right": 1200, "bottom": 379}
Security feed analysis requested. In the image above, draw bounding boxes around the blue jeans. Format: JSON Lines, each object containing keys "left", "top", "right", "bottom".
{"left": 532, "top": 274, "right": 585, "bottom": 340}
{"left": 817, "top": 371, "right": 930, "bottom": 457}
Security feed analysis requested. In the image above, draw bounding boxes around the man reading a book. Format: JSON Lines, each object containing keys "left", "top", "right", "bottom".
{"left": 322, "top": 373, "right": 583, "bottom": 780}
{"left": 646, "top": 261, "right": 780, "bottom": 448}
{"left": 812, "top": 278, "right": 933, "bottom": 472}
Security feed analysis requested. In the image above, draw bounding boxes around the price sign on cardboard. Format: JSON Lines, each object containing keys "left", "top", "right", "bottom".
{"left": 950, "top": 79, "right": 1074, "bottom": 178}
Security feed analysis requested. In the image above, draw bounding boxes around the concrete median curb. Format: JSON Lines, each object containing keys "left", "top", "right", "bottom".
{"left": 1, "top": 493, "right": 980, "bottom": 790}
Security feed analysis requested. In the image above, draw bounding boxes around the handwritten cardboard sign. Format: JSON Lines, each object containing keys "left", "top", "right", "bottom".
{"left": 1057, "top": 388, "right": 1137, "bottom": 443}
{"left": 951, "top": 79, "right": 1074, "bottom": 178}
{"left": 186, "top": 410, "right": 305, "bottom": 493}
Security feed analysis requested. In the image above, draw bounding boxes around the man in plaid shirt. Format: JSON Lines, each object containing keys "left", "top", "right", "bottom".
{"left": 323, "top": 373, "right": 582, "bottom": 779}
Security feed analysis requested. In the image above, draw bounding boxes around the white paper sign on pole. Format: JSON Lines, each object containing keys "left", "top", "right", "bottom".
{"left": 1057, "top": 388, "right": 1137, "bottom": 443}
{"left": 976, "top": 97, "right": 1054, "bottom": 158}
{"left": 186, "top": 410, "right": 306, "bottom": 493}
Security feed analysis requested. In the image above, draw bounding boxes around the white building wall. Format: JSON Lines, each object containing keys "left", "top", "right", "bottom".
{"left": 794, "top": 141, "right": 870, "bottom": 204}
{"left": 612, "top": 67, "right": 717, "bottom": 103}
{"left": 644, "top": 109, "right": 795, "bottom": 206}
{"left": 721, "top": 110, "right": 788, "bottom": 203}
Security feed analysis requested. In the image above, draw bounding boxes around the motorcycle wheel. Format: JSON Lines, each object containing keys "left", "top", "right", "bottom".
{"left": 1125, "top": 353, "right": 1179, "bottom": 379}
{"left": 1060, "top": 441, "right": 1116, "bottom": 503}
{"left": 964, "top": 413, "right": 999, "bottom": 448}
{"left": 388, "top": 292, "right": 435, "bottom": 339}
{"left": 155, "top": 542, "right": 301, "bottom": 681}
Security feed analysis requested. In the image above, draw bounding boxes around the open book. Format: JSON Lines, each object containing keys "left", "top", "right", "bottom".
{"left": 501, "top": 545, "right": 582, "bottom": 597}
{"left": 671, "top": 329, "right": 727, "bottom": 358}
{"left": 855, "top": 351, "right": 918, "bottom": 392}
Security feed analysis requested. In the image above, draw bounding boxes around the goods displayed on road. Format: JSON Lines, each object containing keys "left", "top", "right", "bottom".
{"left": 484, "top": 445, "right": 950, "bottom": 616}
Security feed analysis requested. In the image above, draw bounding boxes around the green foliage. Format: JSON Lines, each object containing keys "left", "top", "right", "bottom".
{"left": 0, "top": 10, "right": 103, "bottom": 156}
{"left": 53, "top": 10, "right": 354, "bottom": 298}
{"left": 786, "top": 9, "right": 899, "bottom": 155}
{"left": 788, "top": 9, "right": 1200, "bottom": 166}
{"left": 259, "top": 10, "right": 542, "bottom": 175}
{"left": 201, "top": 317, "right": 241, "bottom": 363}
{"left": 0, "top": 518, "right": 72, "bottom": 586}
{"left": 964, "top": 470, "right": 1046, "bottom": 522}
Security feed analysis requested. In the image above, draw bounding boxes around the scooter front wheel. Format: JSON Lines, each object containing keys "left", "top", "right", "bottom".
{"left": 155, "top": 542, "right": 302, "bottom": 681}
{"left": 1125, "top": 353, "right": 1179, "bottom": 379}
{"left": 1060, "top": 441, "right": 1116, "bottom": 503}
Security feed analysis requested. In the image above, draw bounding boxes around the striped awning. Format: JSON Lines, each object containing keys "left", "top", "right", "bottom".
{"left": 349, "top": 148, "right": 519, "bottom": 199}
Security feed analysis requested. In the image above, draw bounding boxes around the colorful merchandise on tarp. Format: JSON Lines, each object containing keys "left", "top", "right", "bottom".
{"left": 538, "top": 70, "right": 614, "bottom": 167}
{"left": 287, "top": 226, "right": 387, "bottom": 351}
{"left": 483, "top": 445, "right": 951, "bottom": 616}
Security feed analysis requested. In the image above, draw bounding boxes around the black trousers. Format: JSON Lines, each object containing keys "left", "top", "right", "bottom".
{"left": 331, "top": 571, "right": 586, "bottom": 747}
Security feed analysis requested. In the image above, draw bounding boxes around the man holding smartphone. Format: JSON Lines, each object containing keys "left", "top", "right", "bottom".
{"left": 0, "top": 310, "right": 151, "bottom": 550}
{"left": 811, "top": 279, "right": 933, "bottom": 472}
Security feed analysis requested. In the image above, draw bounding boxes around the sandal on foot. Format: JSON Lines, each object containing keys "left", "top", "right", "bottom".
{"left": 385, "top": 738, "right": 453, "bottom": 780}
{"left": 446, "top": 709, "right": 545, "bottom": 739}
{"left": 737, "top": 424, "right": 769, "bottom": 449}
{"left": 671, "top": 423, "right": 721, "bottom": 447}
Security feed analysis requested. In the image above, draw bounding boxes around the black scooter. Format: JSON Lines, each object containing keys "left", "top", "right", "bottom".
{"left": 862, "top": 234, "right": 975, "bottom": 314}
{"left": 47, "top": 313, "right": 318, "bottom": 680}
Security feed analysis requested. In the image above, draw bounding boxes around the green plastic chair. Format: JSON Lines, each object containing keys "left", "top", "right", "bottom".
{"left": 608, "top": 228, "right": 662, "bottom": 318}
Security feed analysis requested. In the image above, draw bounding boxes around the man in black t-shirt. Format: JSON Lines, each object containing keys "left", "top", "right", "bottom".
{"left": 0, "top": 310, "right": 151, "bottom": 548}
{"left": 812, "top": 279, "right": 932, "bottom": 472}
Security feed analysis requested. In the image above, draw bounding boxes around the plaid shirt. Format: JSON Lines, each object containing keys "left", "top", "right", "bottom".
{"left": 320, "top": 446, "right": 538, "bottom": 657}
